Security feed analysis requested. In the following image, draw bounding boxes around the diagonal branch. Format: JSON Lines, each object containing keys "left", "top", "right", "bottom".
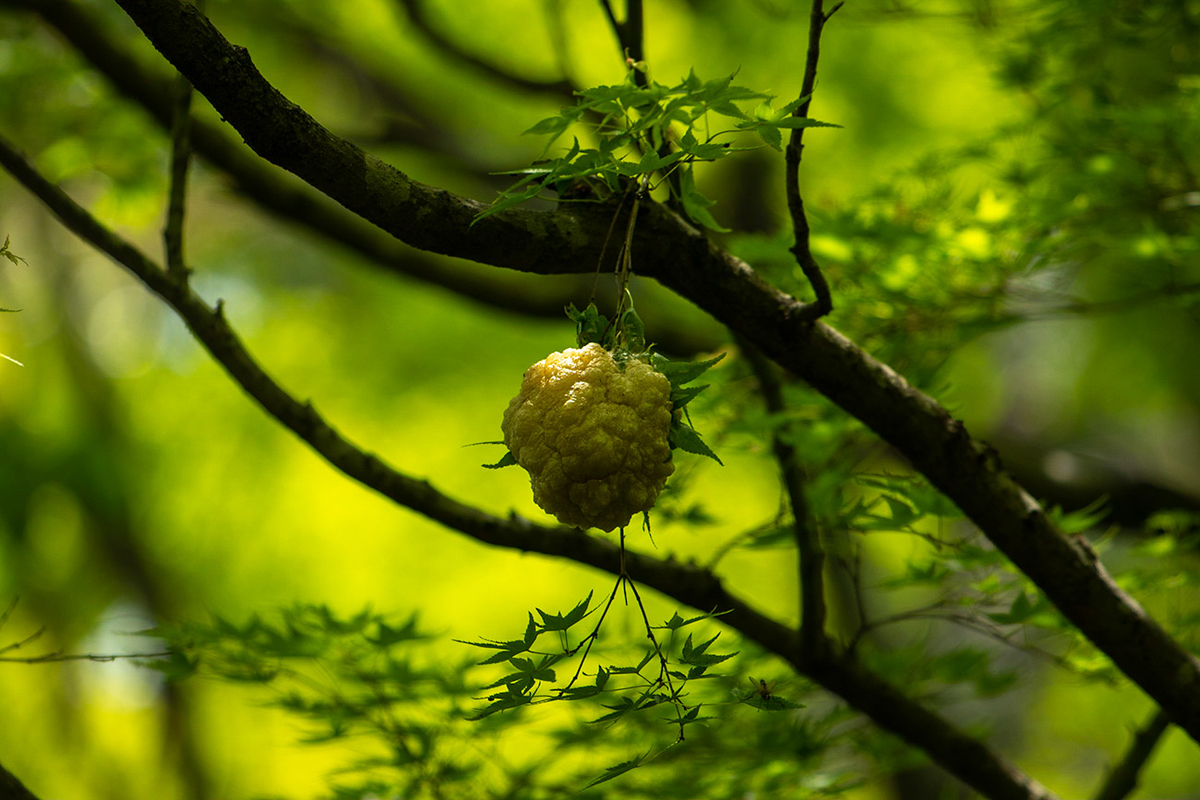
{"left": 0, "top": 760, "right": 40, "bottom": 800}
{"left": 1093, "top": 707, "right": 1172, "bottom": 800}
{"left": 103, "top": 0, "right": 1200, "bottom": 747}
{"left": 2, "top": 0, "right": 587, "bottom": 320}
{"left": 8, "top": 0, "right": 718, "bottom": 356}
{"left": 0, "top": 131, "right": 1054, "bottom": 800}
{"left": 393, "top": 0, "right": 575, "bottom": 98}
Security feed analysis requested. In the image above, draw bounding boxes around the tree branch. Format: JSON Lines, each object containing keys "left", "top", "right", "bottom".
{"left": 2, "top": 0, "right": 590, "bottom": 319}
{"left": 0, "top": 132, "right": 1054, "bottom": 800}
{"left": 600, "top": 0, "right": 646, "bottom": 78}
{"left": 0, "top": 760, "right": 40, "bottom": 800}
{"left": 393, "top": 0, "right": 575, "bottom": 97}
{"left": 741, "top": 341, "right": 828, "bottom": 657}
{"left": 7, "top": 0, "right": 719, "bottom": 356}
{"left": 784, "top": 0, "right": 839, "bottom": 321}
{"left": 162, "top": 0, "right": 197, "bottom": 279}
{"left": 1093, "top": 707, "right": 1172, "bottom": 800}
{"left": 103, "top": 0, "right": 1200, "bottom": 746}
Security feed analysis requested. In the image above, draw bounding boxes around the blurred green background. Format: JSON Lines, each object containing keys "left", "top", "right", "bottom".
{"left": 1, "top": 0, "right": 1199, "bottom": 797}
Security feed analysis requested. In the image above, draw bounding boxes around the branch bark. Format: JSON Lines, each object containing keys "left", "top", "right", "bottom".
{"left": 3, "top": 0, "right": 718, "bottom": 357}
{"left": 741, "top": 341, "right": 828, "bottom": 657}
{"left": 1093, "top": 708, "right": 1172, "bottom": 800}
{"left": 783, "top": 0, "right": 838, "bottom": 320}
{"left": 0, "top": 132, "right": 1053, "bottom": 800}
{"left": 101, "top": 0, "right": 1200, "bottom": 745}
{"left": 0, "top": 760, "right": 40, "bottom": 800}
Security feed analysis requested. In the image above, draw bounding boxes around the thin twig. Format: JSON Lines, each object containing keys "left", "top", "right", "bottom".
{"left": 0, "top": 596, "right": 17, "bottom": 630}
{"left": 559, "top": 574, "right": 624, "bottom": 692}
{"left": 0, "top": 650, "right": 172, "bottom": 664}
{"left": 595, "top": 0, "right": 683, "bottom": 207}
{"left": 740, "top": 341, "right": 828, "bottom": 657}
{"left": 624, "top": 575, "right": 688, "bottom": 741}
{"left": 1093, "top": 707, "right": 1172, "bottom": 800}
{"left": 395, "top": 0, "right": 574, "bottom": 97}
{"left": 0, "top": 626, "right": 45, "bottom": 657}
{"left": 163, "top": 0, "right": 201, "bottom": 278}
{"left": 0, "top": 126, "right": 1058, "bottom": 800}
{"left": 598, "top": 0, "right": 645, "bottom": 84}
{"left": 784, "top": 0, "right": 841, "bottom": 322}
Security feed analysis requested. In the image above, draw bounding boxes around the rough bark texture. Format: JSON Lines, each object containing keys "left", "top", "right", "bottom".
{"left": 0, "top": 761, "right": 39, "bottom": 800}
{"left": 5, "top": 1, "right": 1199, "bottom": 796}
{"left": 0, "top": 131, "right": 1056, "bottom": 800}
{"left": 104, "top": 0, "right": 1200, "bottom": 743}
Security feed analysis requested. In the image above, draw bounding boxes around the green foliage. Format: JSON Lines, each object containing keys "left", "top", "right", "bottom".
{"left": 476, "top": 70, "right": 837, "bottom": 230}
{"left": 652, "top": 350, "right": 725, "bottom": 466}
{"left": 6, "top": 0, "right": 1200, "bottom": 796}
{"left": 145, "top": 604, "right": 521, "bottom": 800}
{"left": 458, "top": 586, "right": 765, "bottom": 788}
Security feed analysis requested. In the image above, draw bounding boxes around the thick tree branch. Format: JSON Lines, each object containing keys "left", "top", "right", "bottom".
{"left": 0, "top": 760, "right": 40, "bottom": 800}
{"left": 0, "top": 133, "right": 1053, "bottom": 800}
{"left": 104, "top": 0, "right": 1200, "bottom": 745}
{"left": 1, "top": 0, "right": 588, "bottom": 319}
{"left": 6, "top": 0, "right": 717, "bottom": 357}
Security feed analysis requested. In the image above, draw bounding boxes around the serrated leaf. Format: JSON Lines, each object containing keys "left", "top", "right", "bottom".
{"left": 568, "top": 302, "right": 611, "bottom": 348}
{"left": 368, "top": 616, "right": 424, "bottom": 647}
{"left": 987, "top": 592, "right": 1038, "bottom": 625}
{"left": 670, "top": 422, "right": 723, "bottom": 465}
{"left": 0, "top": 235, "right": 27, "bottom": 266}
{"left": 658, "top": 608, "right": 730, "bottom": 630}
{"left": 681, "top": 632, "right": 712, "bottom": 659}
{"left": 881, "top": 495, "right": 919, "bottom": 527}
{"left": 482, "top": 451, "right": 518, "bottom": 469}
{"left": 779, "top": 93, "right": 812, "bottom": 115}
{"left": 467, "top": 689, "right": 532, "bottom": 721}
{"left": 556, "top": 591, "right": 594, "bottom": 629}
{"left": 773, "top": 117, "right": 841, "bottom": 129}
{"left": 679, "top": 140, "right": 735, "bottom": 160}
{"left": 755, "top": 124, "right": 783, "bottom": 151}
{"left": 559, "top": 684, "right": 600, "bottom": 700}
{"left": 582, "top": 750, "right": 651, "bottom": 790}
{"left": 523, "top": 113, "right": 573, "bottom": 136}
{"left": 681, "top": 165, "right": 724, "bottom": 231}
{"left": 590, "top": 696, "right": 640, "bottom": 724}
{"left": 472, "top": 184, "right": 546, "bottom": 225}
{"left": 652, "top": 352, "right": 725, "bottom": 388}
{"left": 670, "top": 383, "right": 708, "bottom": 408}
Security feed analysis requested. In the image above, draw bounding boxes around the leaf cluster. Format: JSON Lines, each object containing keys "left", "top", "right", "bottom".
{"left": 476, "top": 70, "right": 837, "bottom": 231}
{"left": 459, "top": 592, "right": 778, "bottom": 789}
{"left": 143, "top": 604, "right": 514, "bottom": 800}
